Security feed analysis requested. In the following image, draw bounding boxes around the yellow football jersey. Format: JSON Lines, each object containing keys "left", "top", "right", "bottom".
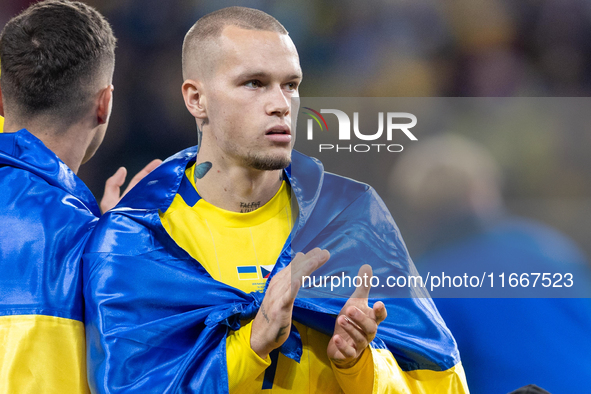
{"left": 160, "top": 164, "right": 292, "bottom": 293}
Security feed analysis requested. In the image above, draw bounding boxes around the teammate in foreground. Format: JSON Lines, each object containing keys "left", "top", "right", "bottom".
{"left": 0, "top": 2, "right": 158, "bottom": 392}
{"left": 83, "top": 7, "right": 469, "bottom": 393}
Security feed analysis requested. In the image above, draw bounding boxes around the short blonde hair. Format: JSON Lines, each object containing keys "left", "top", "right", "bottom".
{"left": 182, "top": 7, "right": 288, "bottom": 80}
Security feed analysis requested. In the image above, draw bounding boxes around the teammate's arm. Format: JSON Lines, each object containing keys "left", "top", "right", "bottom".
{"left": 100, "top": 159, "right": 162, "bottom": 213}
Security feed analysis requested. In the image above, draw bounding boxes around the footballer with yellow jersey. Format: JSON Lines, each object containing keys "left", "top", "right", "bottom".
{"left": 83, "top": 6, "right": 469, "bottom": 394}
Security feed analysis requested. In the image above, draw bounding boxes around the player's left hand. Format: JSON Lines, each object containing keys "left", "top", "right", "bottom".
{"left": 327, "top": 264, "right": 387, "bottom": 369}
{"left": 100, "top": 159, "right": 162, "bottom": 214}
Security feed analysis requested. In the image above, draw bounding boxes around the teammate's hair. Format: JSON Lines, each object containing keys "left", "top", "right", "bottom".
{"left": 0, "top": 0, "right": 116, "bottom": 122}
{"left": 182, "top": 7, "right": 288, "bottom": 80}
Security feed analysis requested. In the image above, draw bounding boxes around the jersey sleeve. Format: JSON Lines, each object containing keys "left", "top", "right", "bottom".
{"left": 332, "top": 346, "right": 469, "bottom": 394}
{"left": 331, "top": 347, "right": 375, "bottom": 393}
{"left": 226, "top": 320, "right": 271, "bottom": 393}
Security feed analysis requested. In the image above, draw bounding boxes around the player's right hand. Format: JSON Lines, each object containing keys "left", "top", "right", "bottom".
{"left": 250, "top": 248, "right": 330, "bottom": 359}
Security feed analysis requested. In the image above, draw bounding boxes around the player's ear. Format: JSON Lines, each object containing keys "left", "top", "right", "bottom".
{"left": 97, "top": 84, "right": 113, "bottom": 125}
{"left": 182, "top": 79, "right": 207, "bottom": 120}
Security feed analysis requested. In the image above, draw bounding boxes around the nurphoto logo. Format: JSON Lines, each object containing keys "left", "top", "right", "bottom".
{"left": 304, "top": 108, "right": 418, "bottom": 153}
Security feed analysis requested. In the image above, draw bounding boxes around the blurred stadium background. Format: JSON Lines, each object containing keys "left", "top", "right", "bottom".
{"left": 1, "top": 0, "right": 590, "bottom": 262}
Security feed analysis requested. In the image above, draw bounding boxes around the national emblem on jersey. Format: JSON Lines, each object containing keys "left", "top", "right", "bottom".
{"left": 236, "top": 266, "right": 259, "bottom": 280}
{"left": 260, "top": 264, "right": 275, "bottom": 279}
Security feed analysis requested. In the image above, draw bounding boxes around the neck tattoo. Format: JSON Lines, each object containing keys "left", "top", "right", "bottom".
{"left": 240, "top": 201, "right": 261, "bottom": 213}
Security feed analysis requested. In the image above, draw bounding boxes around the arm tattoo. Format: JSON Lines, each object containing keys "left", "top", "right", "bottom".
{"left": 275, "top": 325, "right": 289, "bottom": 342}
{"left": 260, "top": 304, "right": 270, "bottom": 323}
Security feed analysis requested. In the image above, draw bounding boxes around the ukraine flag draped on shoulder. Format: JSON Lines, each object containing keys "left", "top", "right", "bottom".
{"left": 83, "top": 147, "right": 467, "bottom": 393}
{"left": 0, "top": 129, "right": 99, "bottom": 393}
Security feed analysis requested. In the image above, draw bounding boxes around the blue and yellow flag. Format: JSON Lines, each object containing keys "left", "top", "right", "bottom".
{"left": 237, "top": 265, "right": 259, "bottom": 281}
{"left": 84, "top": 148, "right": 466, "bottom": 393}
{"left": 0, "top": 129, "right": 99, "bottom": 393}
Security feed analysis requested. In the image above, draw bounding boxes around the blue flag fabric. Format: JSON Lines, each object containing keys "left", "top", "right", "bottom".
{"left": 0, "top": 129, "right": 99, "bottom": 392}
{"left": 0, "top": 129, "right": 99, "bottom": 321}
{"left": 83, "top": 147, "right": 460, "bottom": 393}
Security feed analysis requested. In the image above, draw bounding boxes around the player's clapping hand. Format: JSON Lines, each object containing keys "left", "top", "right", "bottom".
{"left": 251, "top": 248, "right": 330, "bottom": 359}
{"left": 100, "top": 159, "right": 162, "bottom": 214}
{"left": 327, "top": 264, "right": 388, "bottom": 369}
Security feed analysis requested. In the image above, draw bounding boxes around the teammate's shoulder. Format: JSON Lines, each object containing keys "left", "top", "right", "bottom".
{"left": 0, "top": 165, "right": 98, "bottom": 220}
